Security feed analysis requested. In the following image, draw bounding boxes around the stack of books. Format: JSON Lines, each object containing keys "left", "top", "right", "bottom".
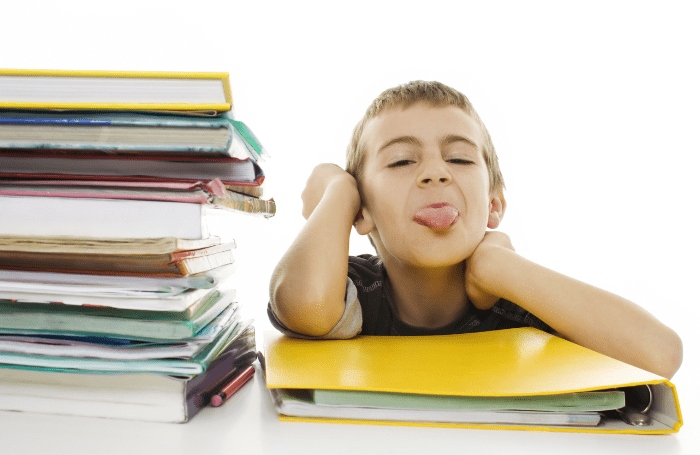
{"left": 0, "top": 69, "right": 275, "bottom": 422}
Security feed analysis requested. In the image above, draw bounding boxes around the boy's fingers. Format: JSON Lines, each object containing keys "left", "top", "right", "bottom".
{"left": 467, "top": 287, "right": 498, "bottom": 310}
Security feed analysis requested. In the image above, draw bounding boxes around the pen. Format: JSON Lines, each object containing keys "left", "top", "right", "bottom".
{"left": 210, "top": 365, "right": 255, "bottom": 407}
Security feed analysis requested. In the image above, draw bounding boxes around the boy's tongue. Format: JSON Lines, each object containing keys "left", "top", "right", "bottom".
{"left": 413, "top": 204, "right": 459, "bottom": 229}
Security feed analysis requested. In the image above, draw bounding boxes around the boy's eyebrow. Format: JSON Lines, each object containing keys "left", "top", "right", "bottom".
{"left": 441, "top": 134, "right": 479, "bottom": 149}
{"left": 377, "top": 135, "right": 479, "bottom": 154}
{"left": 377, "top": 136, "right": 422, "bottom": 154}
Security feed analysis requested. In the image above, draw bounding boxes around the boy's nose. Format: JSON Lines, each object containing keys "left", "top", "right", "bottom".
{"left": 417, "top": 160, "right": 451, "bottom": 187}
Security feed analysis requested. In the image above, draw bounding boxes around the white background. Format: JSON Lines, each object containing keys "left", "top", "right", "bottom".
{"left": 3, "top": 0, "right": 699, "bottom": 452}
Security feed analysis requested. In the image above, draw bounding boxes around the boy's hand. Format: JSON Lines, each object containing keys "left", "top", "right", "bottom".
{"left": 465, "top": 231, "right": 515, "bottom": 310}
{"left": 301, "top": 163, "right": 359, "bottom": 220}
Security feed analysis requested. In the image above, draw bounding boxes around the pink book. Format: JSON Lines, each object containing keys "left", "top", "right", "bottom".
{"left": 0, "top": 154, "right": 265, "bottom": 187}
{"left": 0, "top": 179, "right": 229, "bottom": 204}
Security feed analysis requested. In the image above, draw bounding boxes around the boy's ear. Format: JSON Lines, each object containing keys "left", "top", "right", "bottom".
{"left": 487, "top": 192, "right": 506, "bottom": 229}
{"left": 353, "top": 205, "right": 375, "bottom": 236}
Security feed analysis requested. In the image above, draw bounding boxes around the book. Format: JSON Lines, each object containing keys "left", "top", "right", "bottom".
{"left": 0, "top": 308, "right": 242, "bottom": 360}
{"left": 0, "top": 285, "right": 216, "bottom": 312}
{"left": 262, "top": 328, "right": 683, "bottom": 434}
{"left": 0, "top": 288, "right": 229, "bottom": 322}
{"left": 312, "top": 388, "right": 626, "bottom": 412}
{"left": 1, "top": 177, "right": 264, "bottom": 198}
{"left": 0, "top": 111, "right": 261, "bottom": 161}
{"left": 0, "top": 286, "right": 231, "bottom": 321}
{"left": 0, "top": 289, "right": 234, "bottom": 340}
{"left": 0, "top": 325, "right": 257, "bottom": 423}
{"left": 0, "top": 248, "right": 234, "bottom": 277}
{"left": 0, "top": 280, "right": 193, "bottom": 299}
{"left": 0, "top": 235, "right": 224, "bottom": 255}
{"left": 271, "top": 389, "right": 604, "bottom": 426}
{"left": 0, "top": 241, "right": 235, "bottom": 276}
{"left": 0, "top": 196, "right": 245, "bottom": 239}
{"left": 222, "top": 112, "right": 268, "bottom": 161}
{"left": 0, "top": 181, "right": 275, "bottom": 218}
{"left": 0, "top": 69, "right": 232, "bottom": 113}
{"left": 0, "top": 263, "right": 235, "bottom": 291}
{"left": 0, "top": 155, "right": 262, "bottom": 184}
{"left": 0, "top": 296, "right": 243, "bottom": 374}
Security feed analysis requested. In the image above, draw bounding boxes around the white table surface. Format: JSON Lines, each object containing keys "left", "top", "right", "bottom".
{"left": 0, "top": 361, "right": 693, "bottom": 455}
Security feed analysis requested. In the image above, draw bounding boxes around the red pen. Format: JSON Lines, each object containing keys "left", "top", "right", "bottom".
{"left": 210, "top": 365, "right": 255, "bottom": 407}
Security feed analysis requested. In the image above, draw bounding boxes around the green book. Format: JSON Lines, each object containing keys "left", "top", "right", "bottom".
{"left": 222, "top": 112, "right": 267, "bottom": 160}
{"left": 0, "top": 318, "right": 253, "bottom": 378}
{"left": 0, "top": 287, "right": 223, "bottom": 321}
{"left": 312, "top": 389, "right": 626, "bottom": 413}
{"left": 0, "top": 290, "right": 233, "bottom": 340}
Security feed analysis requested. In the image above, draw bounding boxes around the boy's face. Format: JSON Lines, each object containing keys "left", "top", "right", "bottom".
{"left": 356, "top": 102, "right": 502, "bottom": 269}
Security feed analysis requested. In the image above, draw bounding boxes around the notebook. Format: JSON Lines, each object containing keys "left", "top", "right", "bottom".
{"left": 262, "top": 328, "right": 683, "bottom": 434}
{"left": 0, "top": 69, "right": 232, "bottom": 112}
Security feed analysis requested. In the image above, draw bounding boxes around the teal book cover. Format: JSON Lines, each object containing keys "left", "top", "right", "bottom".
{"left": 0, "top": 291, "right": 233, "bottom": 340}
{"left": 0, "top": 110, "right": 254, "bottom": 160}
{"left": 0, "top": 307, "right": 249, "bottom": 377}
{"left": 220, "top": 111, "right": 268, "bottom": 160}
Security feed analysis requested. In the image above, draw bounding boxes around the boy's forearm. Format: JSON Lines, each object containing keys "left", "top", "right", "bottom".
{"left": 473, "top": 246, "right": 683, "bottom": 378}
{"left": 270, "top": 178, "right": 360, "bottom": 336}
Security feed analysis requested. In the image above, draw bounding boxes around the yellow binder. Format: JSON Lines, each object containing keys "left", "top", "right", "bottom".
{"left": 263, "top": 328, "right": 683, "bottom": 434}
{"left": 0, "top": 68, "right": 232, "bottom": 112}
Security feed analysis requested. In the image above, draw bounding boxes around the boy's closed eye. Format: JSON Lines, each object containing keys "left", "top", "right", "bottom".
{"left": 388, "top": 159, "right": 415, "bottom": 168}
{"left": 446, "top": 158, "right": 476, "bottom": 165}
{"left": 387, "top": 157, "right": 475, "bottom": 168}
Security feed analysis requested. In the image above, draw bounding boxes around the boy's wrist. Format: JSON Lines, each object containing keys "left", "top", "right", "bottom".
{"left": 302, "top": 164, "right": 360, "bottom": 220}
{"left": 324, "top": 175, "right": 361, "bottom": 217}
{"left": 467, "top": 234, "right": 517, "bottom": 299}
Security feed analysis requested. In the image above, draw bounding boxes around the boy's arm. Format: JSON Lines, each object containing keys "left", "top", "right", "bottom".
{"left": 269, "top": 164, "right": 360, "bottom": 337}
{"left": 466, "top": 232, "right": 683, "bottom": 379}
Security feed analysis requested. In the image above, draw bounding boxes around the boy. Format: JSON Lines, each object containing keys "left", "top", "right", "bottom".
{"left": 268, "top": 81, "right": 683, "bottom": 379}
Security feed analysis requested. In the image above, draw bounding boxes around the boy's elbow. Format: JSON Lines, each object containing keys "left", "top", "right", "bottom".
{"left": 270, "top": 277, "right": 345, "bottom": 337}
{"left": 658, "top": 331, "right": 683, "bottom": 379}
{"left": 641, "top": 327, "right": 683, "bottom": 379}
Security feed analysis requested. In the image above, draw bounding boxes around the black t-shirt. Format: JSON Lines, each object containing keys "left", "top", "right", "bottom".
{"left": 347, "top": 254, "right": 555, "bottom": 336}
{"left": 268, "top": 254, "right": 554, "bottom": 337}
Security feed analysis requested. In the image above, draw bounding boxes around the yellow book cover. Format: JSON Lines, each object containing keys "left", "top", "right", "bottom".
{"left": 0, "top": 69, "right": 232, "bottom": 112}
{"left": 263, "top": 328, "right": 683, "bottom": 434}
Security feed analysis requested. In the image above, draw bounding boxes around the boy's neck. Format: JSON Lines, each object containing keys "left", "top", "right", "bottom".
{"left": 383, "top": 259, "right": 468, "bottom": 329}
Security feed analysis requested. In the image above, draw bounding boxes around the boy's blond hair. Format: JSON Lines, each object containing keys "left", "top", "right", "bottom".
{"left": 345, "top": 81, "right": 504, "bottom": 194}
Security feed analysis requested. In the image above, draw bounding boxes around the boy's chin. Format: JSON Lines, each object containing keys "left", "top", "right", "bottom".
{"left": 398, "top": 246, "right": 475, "bottom": 269}
{"left": 376, "top": 232, "right": 481, "bottom": 268}
{"left": 410, "top": 258, "right": 467, "bottom": 269}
